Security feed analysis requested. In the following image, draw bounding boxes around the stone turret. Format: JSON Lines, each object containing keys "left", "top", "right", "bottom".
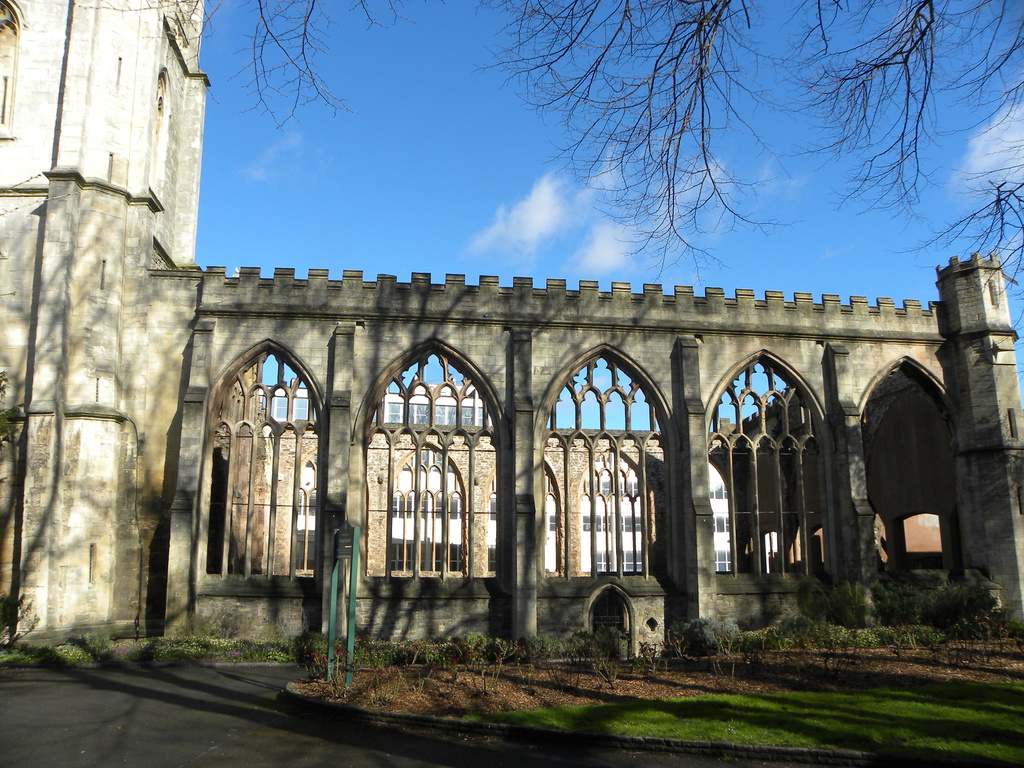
{"left": 937, "top": 254, "right": 1024, "bottom": 615}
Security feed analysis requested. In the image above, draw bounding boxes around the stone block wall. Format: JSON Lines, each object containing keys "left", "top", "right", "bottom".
{"left": 158, "top": 262, "right": 1024, "bottom": 647}
{"left": 2, "top": 0, "right": 1021, "bottom": 646}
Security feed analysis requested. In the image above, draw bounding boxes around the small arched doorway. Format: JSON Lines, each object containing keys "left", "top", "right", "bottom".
{"left": 590, "top": 589, "right": 630, "bottom": 636}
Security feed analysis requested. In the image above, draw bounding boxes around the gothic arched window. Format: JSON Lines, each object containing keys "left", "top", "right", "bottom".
{"left": 151, "top": 70, "right": 170, "bottom": 188}
{"left": 366, "top": 352, "right": 496, "bottom": 578}
{"left": 708, "top": 359, "right": 824, "bottom": 575}
{"left": 544, "top": 355, "right": 664, "bottom": 577}
{"left": 205, "top": 349, "right": 319, "bottom": 578}
{"left": 0, "top": 2, "right": 18, "bottom": 132}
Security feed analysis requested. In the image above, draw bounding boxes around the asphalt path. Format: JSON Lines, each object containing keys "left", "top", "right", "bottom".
{"left": 0, "top": 664, "right": 802, "bottom": 768}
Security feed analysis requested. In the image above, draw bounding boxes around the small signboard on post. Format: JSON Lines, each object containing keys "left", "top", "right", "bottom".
{"left": 327, "top": 522, "right": 360, "bottom": 687}
{"left": 336, "top": 523, "right": 354, "bottom": 559}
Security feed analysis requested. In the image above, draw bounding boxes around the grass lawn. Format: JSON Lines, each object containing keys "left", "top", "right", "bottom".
{"left": 472, "top": 680, "right": 1024, "bottom": 764}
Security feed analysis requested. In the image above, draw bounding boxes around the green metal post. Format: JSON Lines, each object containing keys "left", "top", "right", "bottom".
{"left": 326, "top": 528, "right": 340, "bottom": 682}
{"left": 345, "top": 526, "right": 360, "bottom": 688}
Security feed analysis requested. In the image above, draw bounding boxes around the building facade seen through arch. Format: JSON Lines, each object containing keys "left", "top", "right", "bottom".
{"left": 365, "top": 351, "right": 498, "bottom": 580}
{"left": 202, "top": 347, "right": 319, "bottom": 581}
{"left": 708, "top": 358, "right": 825, "bottom": 577}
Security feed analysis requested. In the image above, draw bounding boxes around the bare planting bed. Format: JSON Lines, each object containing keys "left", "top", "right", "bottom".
{"left": 294, "top": 643, "right": 1024, "bottom": 718}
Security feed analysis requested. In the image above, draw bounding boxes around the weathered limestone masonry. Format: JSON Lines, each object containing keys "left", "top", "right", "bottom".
{"left": 1, "top": 0, "right": 1022, "bottom": 645}
{"left": 159, "top": 264, "right": 1024, "bottom": 646}
{"left": 0, "top": 0, "right": 205, "bottom": 640}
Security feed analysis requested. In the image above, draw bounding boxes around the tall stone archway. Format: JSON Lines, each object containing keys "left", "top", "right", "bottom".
{"left": 863, "top": 362, "right": 960, "bottom": 571}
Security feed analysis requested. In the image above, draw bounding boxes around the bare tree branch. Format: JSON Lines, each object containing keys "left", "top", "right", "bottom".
{"left": 803, "top": 0, "right": 940, "bottom": 208}
{"left": 487, "top": 0, "right": 772, "bottom": 269}
{"left": 930, "top": 178, "right": 1024, "bottom": 281}
{"left": 241, "top": 0, "right": 413, "bottom": 124}
{"left": 224, "top": 0, "right": 1024, "bottom": 275}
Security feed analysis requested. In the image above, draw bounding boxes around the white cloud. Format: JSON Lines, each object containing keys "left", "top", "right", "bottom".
{"left": 242, "top": 132, "right": 303, "bottom": 181}
{"left": 468, "top": 173, "right": 577, "bottom": 256}
{"left": 961, "top": 104, "right": 1024, "bottom": 178}
{"left": 571, "top": 221, "right": 632, "bottom": 274}
{"left": 467, "top": 171, "right": 642, "bottom": 279}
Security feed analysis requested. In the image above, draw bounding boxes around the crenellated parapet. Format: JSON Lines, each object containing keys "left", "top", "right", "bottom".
{"left": 191, "top": 267, "right": 941, "bottom": 342}
{"left": 936, "top": 251, "right": 1004, "bottom": 279}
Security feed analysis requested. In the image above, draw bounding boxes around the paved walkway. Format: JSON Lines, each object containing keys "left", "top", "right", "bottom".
{"left": 0, "top": 665, "right": 795, "bottom": 768}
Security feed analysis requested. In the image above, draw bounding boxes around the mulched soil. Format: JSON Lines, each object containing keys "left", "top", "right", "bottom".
{"left": 293, "top": 641, "right": 1024, "bottom": 718}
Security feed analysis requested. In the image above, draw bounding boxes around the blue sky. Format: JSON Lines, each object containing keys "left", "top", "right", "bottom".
{"left": 194, "top": 2, "right": 1020, "bottom": 314}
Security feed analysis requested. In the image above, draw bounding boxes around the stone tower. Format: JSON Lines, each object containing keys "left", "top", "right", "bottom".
{"left": 0, "top": 0, "right": 206, "bottom": 639}
{"left": 937, "top": 254, "right": 1024, "bottom": 616}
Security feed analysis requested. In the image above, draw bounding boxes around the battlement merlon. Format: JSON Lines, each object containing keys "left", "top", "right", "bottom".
{"left": 936, "top": 253, "right": 1017, "bottom": 339}
{"left": 190, "top": 267, "right": 946, "bottom": 342}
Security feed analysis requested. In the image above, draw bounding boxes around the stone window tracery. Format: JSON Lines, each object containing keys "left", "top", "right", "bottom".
{"left": 708, "top": 359, "right": 824, "bottom": 575}
{"left": 0, "top": 2, "right": 18, "bottom": 132}
{"left": 205, "top": 350, "right": 318, "bottom": 578}
{"left": 544, "top": 355, "right": 664, "bottom": 578}
{"left": 366, "top": 352, "right": 497, "bottom": 578}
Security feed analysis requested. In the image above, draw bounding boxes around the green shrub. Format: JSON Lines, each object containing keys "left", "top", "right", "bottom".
{"left": 68, "top": 634, "right": 112, "bottom": 661}
{"left": 852, "top": 627, "right": 880, "bottom": 647}
{"left": 152, "top": 636, "right": 215, "bottom": 661}
{"left": 460, "top": 632, "right": 488, "bottom": 659}
{"left": 593, "top": 626, "right": 627, "bottom": 659}
{"left": 673, "top": 618, "right": 741, "bottom": 656}
{"left": 921, "top": 581, "right": 998, "bottom": 635}
{"left": 814, "top": 623, "right": 854, "bottom": 651}
{"left": 517, "top": 634, "right": 565, "bottom": 662}
{"left": 736, "top": 628, "right": 781, "bottom": 665}
{"left": 489, "top": 637, "right": 517, "bottom": 663}
{"left": 34, "top": 644, "right": 95, "bottom": 665}
{"left": 798, "top": 579, "right": 868, "bottom": 628}
{"left": 773, "top": 614, "right": 820, "bottom": 649}
{"left": 294, "top": 632, "right": 329, "bottom": 677}
{"left": 1001, "top": 620, "right": 1024, "bottom": 640}
{"left": 423, "top": 639, "right": 461, "bottom": 666}
{"left": 0, "top": 647, "right": 36, "bottom": 664}
{"left": 828, "top": 582, "right": 869, "bottom": 628}
{"left": 105, "top": 641, "right": 143, "bottom": 662}
{"left": 871, "top": 579, "right": 926, "bottom": 625}
{"left": 564, "top": 631, "right": 620, "bottom": 662}
{"left": 353, "top": 637, "right": 406, "bottom": 667}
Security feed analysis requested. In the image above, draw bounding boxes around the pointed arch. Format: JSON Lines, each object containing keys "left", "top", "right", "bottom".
{"left": 202, "top": 341, "right": 321, "bottom": 579}
{"left": 859, "top": 356, "right": 953, "bottom": 425}
{"left": 708, "top": 352, "right": 826, "bottom": 576}
{"left": 862, "top": 357, "right": 960, "bottom": 571}
{"left": 707, "top": 350, "right": 826, "bottom": 434}
{"left": 587, "top": 584, "right": 634, "bottom": 645}
{"left": 210, "top": 339, "right": 324, "bottom": 419}
{"left": 364, "top": 341, "right": 502, "bottom": 579}
{"left": 543, "top": 347, "right": 666, "bottom": 578}
{"left": 539, "top": 344, "right": 671, "bottom": 435}
{"left": 150, "top": 69, "right": 170, "bottom": 189}
{"left": 358, "top": 338, "right": 502, "bottom": 442}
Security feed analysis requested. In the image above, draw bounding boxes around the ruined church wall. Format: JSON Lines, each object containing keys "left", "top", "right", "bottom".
{"left": 178, "top": 267, "right": 962, "bottom": 637}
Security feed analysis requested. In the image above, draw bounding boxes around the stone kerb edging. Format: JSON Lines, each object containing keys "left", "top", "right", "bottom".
{"left": 282, "top": 682, "right": 996, "bottom": 768}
